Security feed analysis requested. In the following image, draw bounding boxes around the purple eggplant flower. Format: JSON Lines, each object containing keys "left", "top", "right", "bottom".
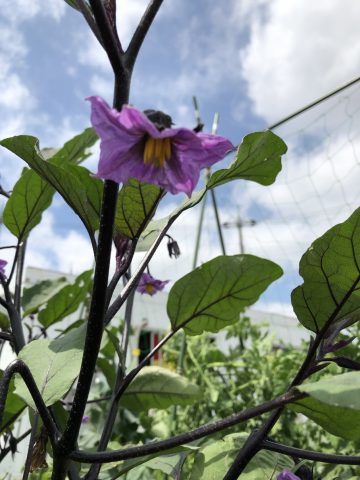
{"left": 136, "top": 272, "right": 169, "bottom": 296}
{"left": 0, "top": 259, "right": 7, "bottom": 277}
{"left": 87, "top": 96, "right": 234, "bottom": 196}
{"left": 277, "top": 469, "right": 301, "bottom": 480}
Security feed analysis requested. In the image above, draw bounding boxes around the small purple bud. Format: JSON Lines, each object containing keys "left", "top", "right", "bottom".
{"left": 0, "top": 259, "right": 7, "bottom": 277}
{"left": 277, "top": 470, "right": 301, "bottom": 480}
{"left": 114, "top": 233, "right": 132, "bottom": 273}
{"left": 81, "top": 416, "right": 90, "bottom": 424}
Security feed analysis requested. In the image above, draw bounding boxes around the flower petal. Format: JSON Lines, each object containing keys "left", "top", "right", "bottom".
{"left": 136, "top": 272, "right": 169, "bottom": 296}
{"left": 196, "top": 132, "right": 234, "bottom": 168}
{"left": 88, "top": 96, "right": 234, "bottom": 195}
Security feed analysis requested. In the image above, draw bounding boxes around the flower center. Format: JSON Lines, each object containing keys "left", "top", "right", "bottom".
{"left": 144, "top": 283, "right": 155, "bottom": 294}
{"left": 143, "top": 137, "right": 172, "bottom": 168}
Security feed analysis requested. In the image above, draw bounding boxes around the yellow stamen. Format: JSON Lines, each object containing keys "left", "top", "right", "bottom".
{"left": 144, "top": 283, "right": 155, "bottom": 294}
{"left": 143, "top": 137, "right": 172, "bottom": 168}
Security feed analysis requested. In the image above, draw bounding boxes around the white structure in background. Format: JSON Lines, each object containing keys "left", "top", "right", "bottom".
{"left": 19, "top": 266, "right": 307, "bottom": 364}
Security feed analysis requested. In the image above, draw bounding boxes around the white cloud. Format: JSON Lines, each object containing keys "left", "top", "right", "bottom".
{"left": 0, "top": 0, "right": 65, "bottom": 24}
{"left": 239, "top": 0, "right": 360, "bottom": 122}
{"left": 1, "top": 211, "right": 93, "bottom": 275}
{"left": 0, "top": 73, "right": 33, "bottom": 110}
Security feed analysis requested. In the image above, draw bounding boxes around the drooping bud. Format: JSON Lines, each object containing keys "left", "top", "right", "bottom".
{"left": 114, "top": 233, "right": 132, "bottom": 274}
{"left": 167, "top": 236, "right": 181, "bottom": 258}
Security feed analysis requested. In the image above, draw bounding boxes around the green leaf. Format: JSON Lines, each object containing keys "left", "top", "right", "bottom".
{"left": 63, "top": 0, "right": 81, "bottom": 10}
{"left": 0, "top": 371, "right": 25, "bottom": 429}
{"left": 139, "top": 452, "right": 190, "bottom": 478}
{"left": 0, "top": 136, "right": 102, "bottom": 244}
{"left": 38, "top": 270, "right": 92, "bottom": 327}
{"left": 207, "top": 131, "right": 286, "bottom": 188}
{"left": 99, "top": 444, "right": 198, "bottom": 479}
{"left": 97, "top": 357, "right": 116, "bottom": 388}
{"left": 3, "top": 168, "right": 54, "bottom": 241}
{"left": 0, "top": 308, "right": 9, "bottom": 329}
{"left": 189, "top": 433, "right": 293, "bottom": 479}
{"left": 167, "top": 255, "right": 283, "bottom": 335}
{"left": 14, "top": 325, "right": 85, "bottom": 408}
{"left": 290, "top": 372, "right": 360, "bottom": 440}
{"left": 121, "top": 366, "right": 201, "bottom": 411}
{"left": 136, "top": 217, "right": 168, "bottom": 252}
{"left": 114, "top": 178, "right": 163, "bottom": 239}
{"left": 65, "top": 164, "right": 103, "bottom": 229}
{"left": 52, "top": 127, "right": 98, "bottom": 165}
{"left": 292, "top": 208, "right": 360, "bottom": 332}
{"left": 22, "top": 277, "right": 68, "bottom": 317}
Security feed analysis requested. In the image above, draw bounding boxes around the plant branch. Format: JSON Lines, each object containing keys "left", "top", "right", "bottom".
{"left": 0, "top": 274, "right": 25, "bottom": 353}
{"left": 53, "top": 29, "right": 128, "bottom": 473}
{"left": 262, "top": 439, "right": 360, "bottom": 465}
{"left": 125, "top": 0, "right": 164, "bottom": 70}
{"left": 114, "top": 328, "right": 177, "bottom": 403}
{"left": 14, "top": 240, "right": 26, "bottom": 313}
{"left": 69, "top": 390, "right": 306, "bottom": 463}
{"left": 74, "top": 0, "right": 104, "bottom": 46}
{"left": 22, "top": 413, "right": 39, "bottom": 480}
{"left": 0, "top": 428, "right": 31, "bottom": 462}
{"left": 0, "top": 406, "right": 26, "bottom": 434}
{"left": 88, "top": 0, "right": 123, "bottom": 74}
{"left": 84, "top": 362, "right": 125, "bottom": 480}
{"left": 0, "top": 360, "right": 59, "bottom": 445}
{"left": 0, "top": 331, "right": 14, "bottom": 343}
{"left": 0, "top": 185, "right": 10, "bottom": 198}
{"left": 6, "top": 241, "right": 20, "bottom": 285}
{"left": 56, "top": 180, "right": 119, "bottom": 457}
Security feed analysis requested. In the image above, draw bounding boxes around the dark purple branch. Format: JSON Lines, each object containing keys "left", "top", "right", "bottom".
{"left": 0, "top": 428, "right": 31, "bottom": 462}
{"left": 0, "top": 245, "right": 17, "bottom": 250}
{"left": 125, "top": 0, "right": 164, "bottom": 70}
{"left": 14, "top": 240, "right": 26, "bottom": 314}
{"left": 22, "top": 413, "right": 40, "bottom": 480}
{"left": 0, "top": 331, "right": 14, "bottom": 343}
{"left": 6, "top": 241, "right": 20, "bottom": 285}
{"left": 0, "top": 406, "right": 26, "bottom": 434}
{"left": 52, "top": 6, "right": 128, "bottom": 475}
{"left": 88, "top": 0, "right": 123, "bottom": 74}
{"left": 114, "top": 329, "right": 177, "bottom": 403}
{"left": 0, "top": 184, "right": 10, "bottom": 198}
{"left": 74, "top": 0, "right": 104, "bottom": 46}
{"left": 262, "top": 439, "right": 360, "bottom": 465}
{"left": 61, "top": 395, "right": 111, "bottom": 407}
{"left": 69, "top": 390, "right": 305, "bottom": 463}
{"left": 0, "top": 274, "right": 25, "bottom": 353}
{"left": 0, "top": 360, "right": 59, "bottom": 445}
{"left": 57, "top": 180, "right": 119, "bottom": 457}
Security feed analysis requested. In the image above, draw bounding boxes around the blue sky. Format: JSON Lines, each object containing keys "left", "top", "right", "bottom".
{"left": 1, "top": 0, "right": 360, "bottom": 317}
